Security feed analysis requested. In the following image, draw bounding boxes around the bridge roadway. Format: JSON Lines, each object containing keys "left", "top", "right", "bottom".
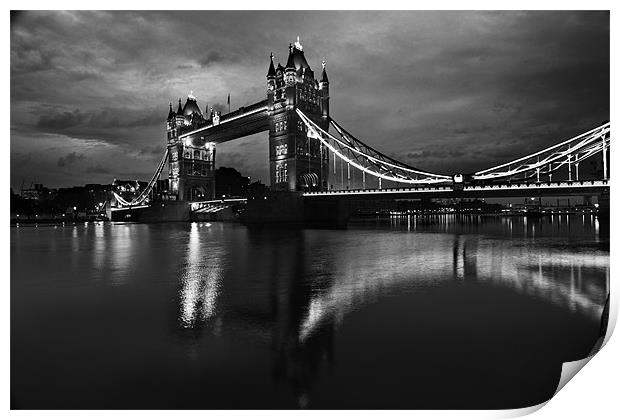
{"left": 302, "top": 180, "right": 609, "bottom": 200}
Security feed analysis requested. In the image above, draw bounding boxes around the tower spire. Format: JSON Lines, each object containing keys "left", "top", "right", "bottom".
{"left": 267, "top": 52, "right": 276, "bottom": 77}
{"left": 320, "top": 59, "right": 329, "bottom": 84}
{"left": 285, "top": 45, "right": 296, "bottom": 70}
{"left": 167, "top": 102, "right": 174, "bottom": 120}
{"left": 176, "top": 98, "right": 183, "bottom": 114}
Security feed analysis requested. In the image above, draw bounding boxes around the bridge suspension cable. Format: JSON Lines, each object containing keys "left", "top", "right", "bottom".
{"left": 472, "top": 122, "right": 610, "bottom": 182}
{"left": 300, "top": 109, "right": 609, "bottom": 189}
{"left": 113, "top": 148, "right": 169, "bottom": 207}
{"left": 297, "top": 109, "right": 452, "bottom": 186}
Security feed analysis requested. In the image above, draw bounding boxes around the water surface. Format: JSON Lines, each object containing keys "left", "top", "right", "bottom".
{"left": 11, "top": 215, "right": 609, "bottom": 409}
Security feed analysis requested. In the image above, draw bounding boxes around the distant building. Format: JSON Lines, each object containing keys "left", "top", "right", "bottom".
{"left": 21, "top": 183, "right": 48, "bottom": 200}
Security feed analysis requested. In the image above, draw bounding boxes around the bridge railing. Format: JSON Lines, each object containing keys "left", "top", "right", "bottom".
{"left": 304, "top": 180, "right": 609, "bottom": 196}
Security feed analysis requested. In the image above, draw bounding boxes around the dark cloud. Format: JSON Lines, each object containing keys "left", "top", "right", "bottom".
{"left": 32, "top": 107, "right": 164, "bottom": 150}
{"left": 38, "top": 110, "right": 86, "bottom": 130}
{"left": 57, "top": 152, "right": 86, "bottom": 167}
{"left": 84, "top": 164, "right": 111, "bottom": 174}
{"left": 88, "top": 108, "right": 162, "bottom": 129}
{"left": 11, "top": 152, "right": 33, "bottom": 167}
{"left": 403, "top": 147, "right": 468, "bottom": 161}
{"left": 10, "top": 11, "right": 609, "bottom": 189}
{"left": 198, "top": 51, "right": 224, "bottom": 67}
{"left": 137, "top": 146, "right": 164, "bottom": 161}
{"left": 38, "top": 107, "right": 162, "bottom": 132}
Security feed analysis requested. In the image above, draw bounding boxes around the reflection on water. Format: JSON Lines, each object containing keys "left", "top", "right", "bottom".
{"left": 297, "top": 230, "right": 608, "bottom": 346}
{"left": 179, "top": 223, "right": 223, "bottom": 328}
{"left": 11, "top": 215, "right": 609, "bottom": 409}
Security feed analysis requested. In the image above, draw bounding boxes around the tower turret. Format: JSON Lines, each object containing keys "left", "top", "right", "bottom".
{"left": 267, "top": 52, "right": 277, "bottom": 111}
{"left": 319, "top": 60, "right": 330, "bottom": 119}
{"left": 175, "top": 98, "right": 185, "bottom": 127}
{"left": 320, "top": 60, "right": 329, "bottom": 86}
{"left": 267, "top": 52, "right": 277, "bottom": 79}
{"left": 285, "top": 43, "right": 297, "bottom": 86}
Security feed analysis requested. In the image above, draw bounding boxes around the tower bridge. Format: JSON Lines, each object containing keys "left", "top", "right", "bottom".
{"left": 110, "top": 37, "right": 610, "bottom": 225}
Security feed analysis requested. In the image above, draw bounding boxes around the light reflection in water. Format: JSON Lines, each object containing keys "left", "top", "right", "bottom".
{"left": 179, "top": 223, "right": 223, "bottom": 328}
{"left": 92, "top": 222, "right": 106, "bottom": 273}
{"left": 107, "top": 224, "right": 133, "bottom": 285}
{"left": 299, "top": 216, "right": 608, "bottom": 343}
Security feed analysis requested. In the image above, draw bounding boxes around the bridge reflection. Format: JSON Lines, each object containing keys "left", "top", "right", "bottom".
{"left": 173, "top": 219, "right": 608, "bottom": 407}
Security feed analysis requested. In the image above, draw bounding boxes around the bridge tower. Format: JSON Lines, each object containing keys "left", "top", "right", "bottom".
{"left": 267, "top": 38, "right": 330, "bottom": 192}
{"left": 166, "top": 93, "right": 216, "bottom": 201}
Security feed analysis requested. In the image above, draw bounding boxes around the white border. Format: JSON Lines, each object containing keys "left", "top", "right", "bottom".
{"left": 4, "top": 2, "right": 617, "bottom": 419}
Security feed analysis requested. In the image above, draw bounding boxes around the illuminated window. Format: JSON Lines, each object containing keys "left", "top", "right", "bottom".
{"left": 275, "top": 162, "right": 288, "bottom": 183}
{"left": 275, "top": 144, "right": 288, "bottom": 156}
{"left": 275, "top": 120, "right": 287, "bottom": 132}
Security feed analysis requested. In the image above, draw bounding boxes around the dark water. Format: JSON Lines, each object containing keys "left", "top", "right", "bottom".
{"left": 11, "top": 215, "right": 609, "bottom": 409}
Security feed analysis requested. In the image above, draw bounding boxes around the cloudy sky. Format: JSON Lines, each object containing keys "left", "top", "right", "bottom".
{"left": 10, "top": 11, "right": 609, "bottom": 190}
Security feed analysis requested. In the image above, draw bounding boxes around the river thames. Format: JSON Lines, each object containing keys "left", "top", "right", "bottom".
{"left": 11, "top": 215, "right": 608, "bottom": 409}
